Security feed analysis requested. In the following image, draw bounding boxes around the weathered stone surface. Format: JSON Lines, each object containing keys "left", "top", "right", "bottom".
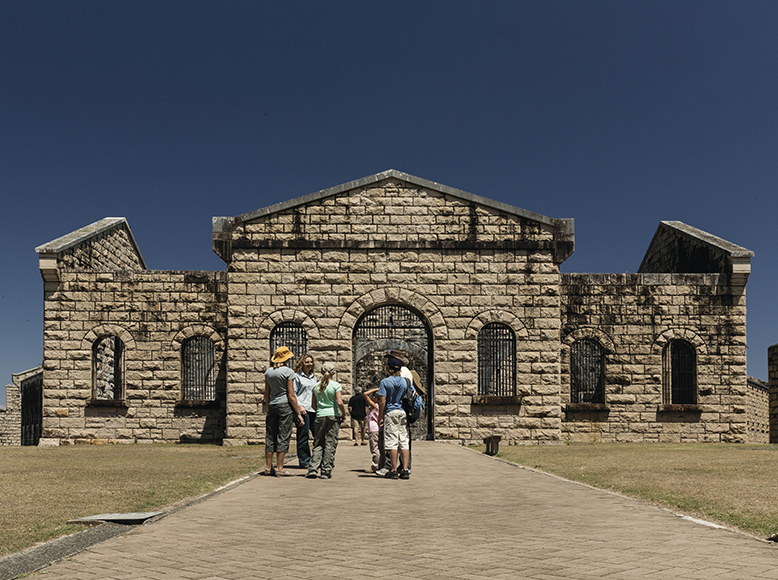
{"left": 18, "top": 171, "right": 760, "bottom": 447}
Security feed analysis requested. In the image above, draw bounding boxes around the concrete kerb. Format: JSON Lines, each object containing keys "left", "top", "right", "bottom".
{"left": 0, "top": 469, "right": 265, "bottom": 580}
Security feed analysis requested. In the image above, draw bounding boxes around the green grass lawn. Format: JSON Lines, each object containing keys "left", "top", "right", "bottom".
{"left": 0, "top": 444, "right": 265, "bottom": 558}
{"left": 475, "top": 442, "right": 778, "bottom": 539}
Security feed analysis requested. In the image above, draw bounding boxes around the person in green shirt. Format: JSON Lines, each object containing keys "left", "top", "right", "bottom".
{"left": 306, "top": 362, "right": 346, "bottom": 479}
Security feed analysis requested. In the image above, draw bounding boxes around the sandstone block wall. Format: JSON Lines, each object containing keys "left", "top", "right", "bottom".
{"left": 769, "top": 344, "right": 778, "bottom": 444}
{"left": 746, "top": 377, "right": 769, "bottom": 444}
{"left": 561, "top": 273, "right": 748, "bottom": 443}
{"left": 221, "top": 178, "right": 568, "bottom": 445}
{"left": 58, "top": 225, "right": 144, "bottom": 270}
{"left": 42, "top": 270, "right": 228, "bottom": 444}
{"left": 0, "top": 384, "right": 20, "bottom": 445}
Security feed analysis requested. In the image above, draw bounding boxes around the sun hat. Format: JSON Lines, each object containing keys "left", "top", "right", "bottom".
{"left": 321, "top": 362, "right": 336, "bottom": 374}
{"left": 271, "top": 346, "right": 294, "bottom": 363}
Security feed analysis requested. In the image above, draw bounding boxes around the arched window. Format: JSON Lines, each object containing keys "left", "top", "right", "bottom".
{"left": 477, "top": 323, "right": 516, "bottom": 396}
{"left": 182, "top": 336, "right": 216, "bottom": 401}
{"left": 663, "top": 339, "right": 697, "bottom": 405}
{"left": 270, "top": 322, "right": 307, "bottom": 369}
{"left": 93, "top": 336, "right": 124, "bottom": 400}
{"left": 570, "top": 339, "right": 605, "bottom": 404}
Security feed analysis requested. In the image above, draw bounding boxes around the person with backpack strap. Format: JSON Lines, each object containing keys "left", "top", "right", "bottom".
{"left": 378, "top": 356, "right": 415, "bottom": 479}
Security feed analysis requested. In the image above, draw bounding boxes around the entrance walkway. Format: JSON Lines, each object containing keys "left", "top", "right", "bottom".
{"left": 25, "top": 442, "right": 778, "bottom": 579}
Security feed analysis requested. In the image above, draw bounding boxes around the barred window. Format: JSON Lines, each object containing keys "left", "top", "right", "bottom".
{"left": 93, "top": 336, "right": 124, "bottom": 400}
{"left": 477, "top": 323, "right": 516, "bottom": 396}
{"left": 182, "top": 336, "right": 216, "bottom": 401}
{"left": 570, "top": 339, "right": 605, "bottom": 404}
{"left": 663, "top": 339, "right": 697, "bottom": 405}
{"left": 270, "top": 322, "right": 307, "bottom": 369}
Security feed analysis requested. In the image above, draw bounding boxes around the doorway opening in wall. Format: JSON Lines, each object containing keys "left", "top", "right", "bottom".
{"left": 352, "top": 304, "right": 433, "bottom": 440}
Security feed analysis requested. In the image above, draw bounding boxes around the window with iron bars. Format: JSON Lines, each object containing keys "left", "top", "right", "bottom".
{"left": 182, "top": 336, "right": 216, "bottom": 401}
{"left": 477, "top": 323, "right": 516, "bottom": 396}
{"left": 663, "top": 339, "right": 697, "bottom": 405}
{"left": 570, "top": 339, "right": 605, "bottom": 404}
{"left": 270, "top": 322, "right": 308, "bottom": 370}
{"left": 93, "top": 336, "right": 124, "bottom": 400}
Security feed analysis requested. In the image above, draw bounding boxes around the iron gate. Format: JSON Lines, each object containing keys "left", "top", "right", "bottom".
{"left": 270, "top": 322, "right": 308, "bottom": 369}
{"left": 477, "top": 323, "right": 516, "bottom": 396}
{"left": 570, "top": 339, "right": 605, "bottom": 404}
{"left": 664, "top": 339, "right": 696, "bottom": 405}
{"left": 21, "top": 373, "right": 42, "bottom": 446}
{"left": 182, "top": 336, "right": 216, "bottom": 400}
{"left": 353, "top": 304, "right": 432, "bottom": 440}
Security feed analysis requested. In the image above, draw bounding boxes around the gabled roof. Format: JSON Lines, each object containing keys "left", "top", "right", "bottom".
{"left": 35, "top": 217, "right": 146, "bottom": 267}
{"left": 655, "top": 221, "right": 753, "bottom": 259}
{"left": 638, "top": 220, "right": 753, "bottom": 284}
{"left": 213, "top": 169, "right": 574, "bottom": 236}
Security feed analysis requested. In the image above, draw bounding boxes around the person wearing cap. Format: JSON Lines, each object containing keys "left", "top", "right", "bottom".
{"left": 378, "top": 356, "right": 415, "bottom": 479}
{"left": 306, "top": 362, "right": 346, "bottom": 479}
{"left": 263, "top": 346, "right": 304, "bottom": 477}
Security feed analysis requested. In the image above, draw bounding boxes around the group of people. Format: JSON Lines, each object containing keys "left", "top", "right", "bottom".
{"left": 263, "top": 347, "right": 418, "bottom": 480}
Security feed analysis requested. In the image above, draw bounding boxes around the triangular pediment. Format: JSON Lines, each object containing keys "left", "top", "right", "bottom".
{"left": 214, "top": 169, "right": 569, "bottom": 231}
{"left": 212, "top": 170, "right": 574, "bottom": 264}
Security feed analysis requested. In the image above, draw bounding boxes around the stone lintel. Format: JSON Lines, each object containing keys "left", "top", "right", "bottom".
{"left": 229, "top": 237, "right": 564, "bottom": 253}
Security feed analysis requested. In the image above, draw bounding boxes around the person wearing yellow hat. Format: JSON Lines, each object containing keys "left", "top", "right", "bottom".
{"left": 263, "top": 346, "right": 304, "bottom": 476}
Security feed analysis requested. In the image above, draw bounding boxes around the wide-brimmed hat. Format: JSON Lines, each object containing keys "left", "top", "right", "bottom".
{"left": 321, "top": 362, "right": 336, "bottom": 374}
{"left": 271, "top": 346, "right": 294, "bottom": 363}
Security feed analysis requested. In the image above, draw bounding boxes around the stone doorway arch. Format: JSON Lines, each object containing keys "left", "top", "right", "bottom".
{"left": 352, "top": 304, "right": 433, "bottom": 440}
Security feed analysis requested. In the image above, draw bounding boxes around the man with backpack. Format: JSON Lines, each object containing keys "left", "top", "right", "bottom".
{"left": 377, "top": 355, "right": 415, "bottom": 479}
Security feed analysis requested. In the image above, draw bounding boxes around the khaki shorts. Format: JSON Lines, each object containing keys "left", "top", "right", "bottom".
{"left": 383, "top": 409, "right": 409, "bottom": 450}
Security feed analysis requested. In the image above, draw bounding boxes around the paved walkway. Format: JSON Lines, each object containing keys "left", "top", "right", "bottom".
{"left": 22, "top": 442, "right": 778, "bottom": 579}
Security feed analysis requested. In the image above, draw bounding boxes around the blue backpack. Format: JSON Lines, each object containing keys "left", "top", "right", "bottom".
{"left": 401, "top": 378, "right": 424, "bottom": 424}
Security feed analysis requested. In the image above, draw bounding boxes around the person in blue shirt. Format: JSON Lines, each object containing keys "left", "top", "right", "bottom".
{"left": 378, "top": 356, "right": 414, "bottom": 479}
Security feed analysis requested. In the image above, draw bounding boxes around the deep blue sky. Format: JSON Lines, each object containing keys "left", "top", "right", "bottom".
{"left": 2, "top": 1, "right": 777, "bottom": 406}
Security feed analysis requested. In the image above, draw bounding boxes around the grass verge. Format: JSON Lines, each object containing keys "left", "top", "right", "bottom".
{"left": 474, "top": 442, "right": 778, "bottom": 539}
{"left": 0, "top": 444, "right": 265, "bottom": 558}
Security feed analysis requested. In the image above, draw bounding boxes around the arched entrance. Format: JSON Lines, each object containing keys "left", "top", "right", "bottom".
{"left": 352, "top": 304, "right": 433, "bottom": 440}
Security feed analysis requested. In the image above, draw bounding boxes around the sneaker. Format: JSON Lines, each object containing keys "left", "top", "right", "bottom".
{"left": 375, "top": 467, "right": 389, "bottom": 477}
{"left": 306, "top": 471, "right": 318, "bottom": 479}
{"left": 319, "top": 473, "right": 331, "bottom": 479}
{"left": 385, "top": 470, "right": 399, "bottom": 479}
{"left": 399, "top": 469, "right": 410, "bottom": 480}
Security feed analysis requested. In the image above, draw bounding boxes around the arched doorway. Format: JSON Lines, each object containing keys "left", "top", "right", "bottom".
{"left": 352, "top": 304, "right": 433, "bottom": 440}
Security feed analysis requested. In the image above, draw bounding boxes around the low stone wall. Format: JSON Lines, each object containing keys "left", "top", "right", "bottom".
{"left": 769, "top": 344, "right": 778, "bottom": 444}
{"left": 746, "top": 377, "right": 769, "bottom": 444}
{"left": 0, "top": 383, "right": 21, "bottom": 445}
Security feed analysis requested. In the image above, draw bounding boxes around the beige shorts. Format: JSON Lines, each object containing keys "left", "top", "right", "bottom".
{"left": 383, "top": 409, "right": 409, "bottom": 450}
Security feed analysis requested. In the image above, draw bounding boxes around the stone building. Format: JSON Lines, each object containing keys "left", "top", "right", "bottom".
{"left": 23, "top": 170, "right": 763, "bottom": 446}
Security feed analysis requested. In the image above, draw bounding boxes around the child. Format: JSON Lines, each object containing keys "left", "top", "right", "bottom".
{"left": 364, "top": 386, "right": 386, "bottom": 475}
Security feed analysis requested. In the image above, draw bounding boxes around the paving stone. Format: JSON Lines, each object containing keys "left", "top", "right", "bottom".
{"left": 6, "top": 442, "right": 776, "bottom": 580}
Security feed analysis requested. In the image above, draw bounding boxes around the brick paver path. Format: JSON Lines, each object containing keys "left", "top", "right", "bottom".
{"left": 34, "top": 442, "right": 778, "bottom": 579}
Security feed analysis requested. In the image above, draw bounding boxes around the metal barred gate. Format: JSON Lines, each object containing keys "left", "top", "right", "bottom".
{"left": 21, "top": 373, "right": 43, "bottom": 446}
{"left": 353, "top": 304, "right": 433, "bottom": 440}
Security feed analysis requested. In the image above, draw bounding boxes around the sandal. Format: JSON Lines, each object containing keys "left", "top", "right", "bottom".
{"left": 261, "top": 469, "right": 275, "bottom": 476}
{"left": 275, "top": 469, "right": 295, "bottom": 477}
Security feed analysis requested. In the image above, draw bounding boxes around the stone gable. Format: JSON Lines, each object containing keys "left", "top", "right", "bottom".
{"left": 11, "top": 170, "right": 763, "bottom": 446}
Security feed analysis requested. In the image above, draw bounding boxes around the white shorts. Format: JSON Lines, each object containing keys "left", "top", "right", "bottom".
{"left": 384, "top": 409, "right": 409, "bottom": 451}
